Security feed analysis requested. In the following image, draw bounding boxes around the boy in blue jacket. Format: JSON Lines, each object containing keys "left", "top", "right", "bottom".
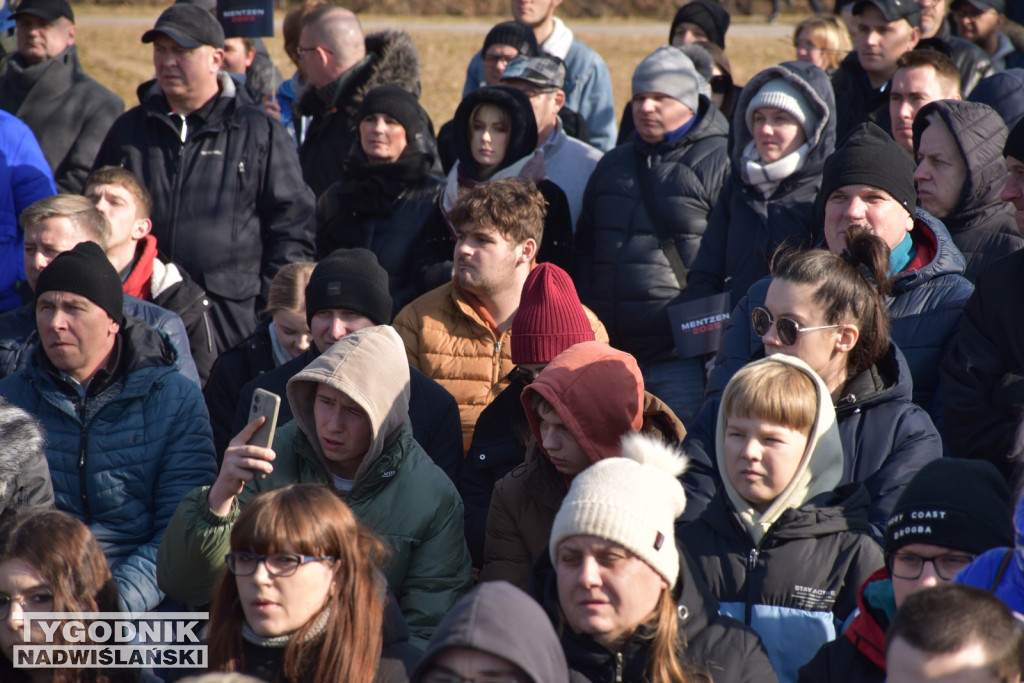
{"left": 678, "top": 354, "right": 883, "bottom": 683}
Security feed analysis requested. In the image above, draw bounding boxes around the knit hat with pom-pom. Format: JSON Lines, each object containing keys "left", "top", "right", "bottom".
{"left": 548, "top": 432, "right": 688, "bottom": 587}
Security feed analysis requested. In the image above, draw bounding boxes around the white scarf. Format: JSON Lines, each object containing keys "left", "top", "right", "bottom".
{"left": 740, "top": 140, "right": 809, "bottom": 198}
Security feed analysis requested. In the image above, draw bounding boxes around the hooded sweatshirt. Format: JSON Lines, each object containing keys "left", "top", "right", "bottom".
{"left": 157, "top": 326, "right": 472, "bottom": 649}
{"left": 480, "top": 342, "right": 645, "bottom": 589}
{"left": 680, "top": 355, "right": 883, "bottom": 683}
{"left": 412, "top": 581, "right": 570, "bottom": 683}
{"left": 716, "top": 354, "right": 845, "bottom": 544}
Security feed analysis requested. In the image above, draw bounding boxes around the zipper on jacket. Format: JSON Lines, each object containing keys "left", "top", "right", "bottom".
{"left": 76, "top": 400, "right": 92, "bottom": 523}
{"left": 492, "top": 340, "right": 502, "bottom": 385}
{"left": 615, "top": 652, "right": 623, "bottom": 683}
{"left": 745, "top": 544, "right": 762, "bottom": 625}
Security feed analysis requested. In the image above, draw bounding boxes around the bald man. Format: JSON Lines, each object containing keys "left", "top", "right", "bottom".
{"left": 296, "top": 7, "right": 422, "bottom": 196}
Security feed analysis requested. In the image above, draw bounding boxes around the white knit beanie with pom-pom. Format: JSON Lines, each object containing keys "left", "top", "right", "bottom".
{"left": 548, "top": 432, "right": 688, "bottom": 588}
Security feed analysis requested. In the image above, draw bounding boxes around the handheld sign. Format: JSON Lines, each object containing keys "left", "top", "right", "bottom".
{"left": 668, "top": 293, "right": 731, "bottom": 359}
{"left": 218, "top": 0, "right": 274, "bottom": 38}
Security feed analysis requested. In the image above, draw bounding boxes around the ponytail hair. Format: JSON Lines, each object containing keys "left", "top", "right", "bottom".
{"left": 771, "top": 229, "right": 892, "bottom": 378}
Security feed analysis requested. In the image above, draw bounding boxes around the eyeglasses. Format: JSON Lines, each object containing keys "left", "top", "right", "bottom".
{"left": 484, "top": 54, "right": 515, "bottom": 66}
{"left": 296, "top": 44, "right": 333, "bottom": 60}
{"left": 751, "top": 306, "right": 842, "bottom": 346}
{"left": 422, "top": 668, "right": 524, "bottom": 683}
{"left": 225, "top": 552, "right": 337, "bottom": 577}
{"left": 0, "top": 590, "right": 54, "bottom": 620}
{"left": 887, "top": 552, "right": 975, "bottom": 580}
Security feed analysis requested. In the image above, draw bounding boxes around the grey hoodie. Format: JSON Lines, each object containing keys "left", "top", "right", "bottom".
{"left": 413, "top": 581, "right": 569, "bottom": 683}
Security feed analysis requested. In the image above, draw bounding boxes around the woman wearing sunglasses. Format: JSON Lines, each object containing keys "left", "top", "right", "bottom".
{"left": 207, "top": 484, "right": 418, "bottom": 682}
{"left": 685, "top": 228, "right": 941, "bottom": 536}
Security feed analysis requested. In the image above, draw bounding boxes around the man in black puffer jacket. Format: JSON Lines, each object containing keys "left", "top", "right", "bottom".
{"left": 574, "top": 45, "right": 729, "bottom": 426}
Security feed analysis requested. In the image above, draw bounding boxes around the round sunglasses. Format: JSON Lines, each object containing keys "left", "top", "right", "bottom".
{"left": 751, "top": 306, "right": 842, "bottom": 346}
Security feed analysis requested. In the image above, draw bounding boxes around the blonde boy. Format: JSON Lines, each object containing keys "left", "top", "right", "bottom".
{"left": 678, "top": 354, "right": 883, "bottom": 683}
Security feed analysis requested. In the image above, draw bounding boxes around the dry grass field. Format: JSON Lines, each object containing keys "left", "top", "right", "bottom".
{"left": 73, "top": 7, "right": 797, "bottom": 128}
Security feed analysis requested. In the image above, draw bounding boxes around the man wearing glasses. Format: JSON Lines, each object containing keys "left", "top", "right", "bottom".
{"left": 294, "top": 6, "right": 420, "bottom": 196}
{"left": 799, "top": 458, "right": 1014, "bottom": 682}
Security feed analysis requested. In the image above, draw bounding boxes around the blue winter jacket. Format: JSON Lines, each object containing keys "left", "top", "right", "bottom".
{"left": 0, "top": 110, "right": 55, "bottom": 313}
{"left": 0, "top": 318, "right": 217, "bottom": 613}
{"left": 462, "top": 35, "right": 617, "bottom": 152}
{"left": 682, "top": 343, "right": 942, "bottom": 532}
{"left": 678, "top": 485, "right": 884, "bottom": 683}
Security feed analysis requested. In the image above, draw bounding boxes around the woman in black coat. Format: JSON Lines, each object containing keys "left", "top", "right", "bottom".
{"left": 316, "top": 85, "right": 446, "bottom": 315}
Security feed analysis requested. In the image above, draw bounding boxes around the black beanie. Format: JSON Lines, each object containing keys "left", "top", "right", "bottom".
{"left": 821, "top": 122, "right": 917, "bottom": 217}
{"left": 357, "top": 85, "right": 423, "bottom": 138}
{"left": 670, "top": 0, "right": 731, "bottom": 49}
{"left": 305, "top": 248, "right": 392, "bottom": 326}
{"left": 35, "top": 241, "right": 124, "bottom": 325}
{"left": 483, "top": 21, "right": 539, "bottom": 57}
{"left": 1006, "top": 117, "right": 1024, "bottom": 160}
{"left": 885, "top": 459, "right": 1014, "bottom": 556}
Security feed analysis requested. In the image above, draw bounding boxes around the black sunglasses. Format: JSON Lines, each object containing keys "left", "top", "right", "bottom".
{"left": 751, "top": 306, "right": 841, "bottom": 346}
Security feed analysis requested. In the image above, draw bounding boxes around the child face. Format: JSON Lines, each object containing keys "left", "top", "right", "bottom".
{"left": 724, "top": 415, "right": 810, "bottom": 512}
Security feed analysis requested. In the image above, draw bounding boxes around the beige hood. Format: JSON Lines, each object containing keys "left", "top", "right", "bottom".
{"left": 286, "top": 325, "right": 411, "bottom": 482}
{"left": 716, "top": 354, "right": 844, "bottom": 543}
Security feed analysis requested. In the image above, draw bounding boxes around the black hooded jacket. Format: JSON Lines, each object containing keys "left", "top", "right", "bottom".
{"left": 912, "top": 99, "right": 1024, "bottom": 284}
{"left": 316, "top": 96, "right": 445, "bottom": 315}
{"left": 831, "top": 53, "right": 892, "bottom": 142}
{"left": 685, "top": 61, "right": 837, "bottom": 306}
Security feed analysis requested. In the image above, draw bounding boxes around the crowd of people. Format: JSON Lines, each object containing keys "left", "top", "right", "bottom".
{"left": 3, "top": 0, "right": 1024, "bottom": 679}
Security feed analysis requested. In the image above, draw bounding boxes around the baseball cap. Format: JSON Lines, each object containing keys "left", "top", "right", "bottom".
{"left": 853, "top": 0, "right": 922, "bottom": 26}
{"left": 142, "top": 3, "right": 225, "bottom": 49}
{"left": 952, "top": 0, "right": 1006, "bottom": 13}
{"left": 501, "top": 54, "right": 567, "bottom": 90}
{"left": 12, "top": 0, "right": 73, "bottom": 22}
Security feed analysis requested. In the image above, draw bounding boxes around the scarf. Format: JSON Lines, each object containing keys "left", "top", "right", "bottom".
{"left": 739, "top": 140, "right": 809, "bottom": 198}
{"left": 241, "top": 608, "right": 330, "bottom": 649}
{"left": 542, "top": 17, "right": 574, "bottom": 60}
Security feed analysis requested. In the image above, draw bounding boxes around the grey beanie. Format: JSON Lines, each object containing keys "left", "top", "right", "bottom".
{"left": 632, "top": 46, "right": 699, "bottom": 115}
{"left": 745, "top": 78, "right": 818, "bottom": 138}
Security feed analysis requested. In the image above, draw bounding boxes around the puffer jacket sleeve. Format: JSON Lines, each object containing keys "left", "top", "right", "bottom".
{"left": 571, "top": 158, "right": 600, "bottom": 302}
{"left": 941, "top": 257, "right": 1024, "bottom": 476}
{"left": 684, "top": 177, "right": 736, "bottom": 301}
{"left": 156, "top": 485, "right": 240, "bottom": 607}
{"left": 479, "top": 470, "right": 533, "bottom": 591}
{"left": 115, "top": 376, "right": 218, "bottom": 613}
{"left": 390, "top": 464, "right": 473, "bottom": 649}
{"left": 694, "top": 615, "right": 780, "bottom": 683}
{"left": 835, "top": 534, "right": 885, "bottom": 622}
{"left": 254, "top": 115, "right": 316, "bottom": 303}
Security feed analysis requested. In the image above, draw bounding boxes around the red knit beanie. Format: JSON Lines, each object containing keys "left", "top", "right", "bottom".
{"left": 511, "top": 263, "right": 594, "bottom": 365}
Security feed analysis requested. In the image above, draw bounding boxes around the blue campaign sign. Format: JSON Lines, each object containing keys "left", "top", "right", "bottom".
{"left": 218, "top": 0, "right": 274, "bottom": 38}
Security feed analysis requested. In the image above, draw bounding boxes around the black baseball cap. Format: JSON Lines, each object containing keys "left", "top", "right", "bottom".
{"left": 853, "top": 0, "right": 922, "bottom": 27}
{"left": 501, "top": 54, "right": 567, "bottom": 90}
{"left": 142, "top": 3, "right": 224, "bottom": 49}
{"left": 12, "top": 0, "right": 74, "bottom": 22}
{"left": 952, "top": 0, "right": 1006, "bottom": 14}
